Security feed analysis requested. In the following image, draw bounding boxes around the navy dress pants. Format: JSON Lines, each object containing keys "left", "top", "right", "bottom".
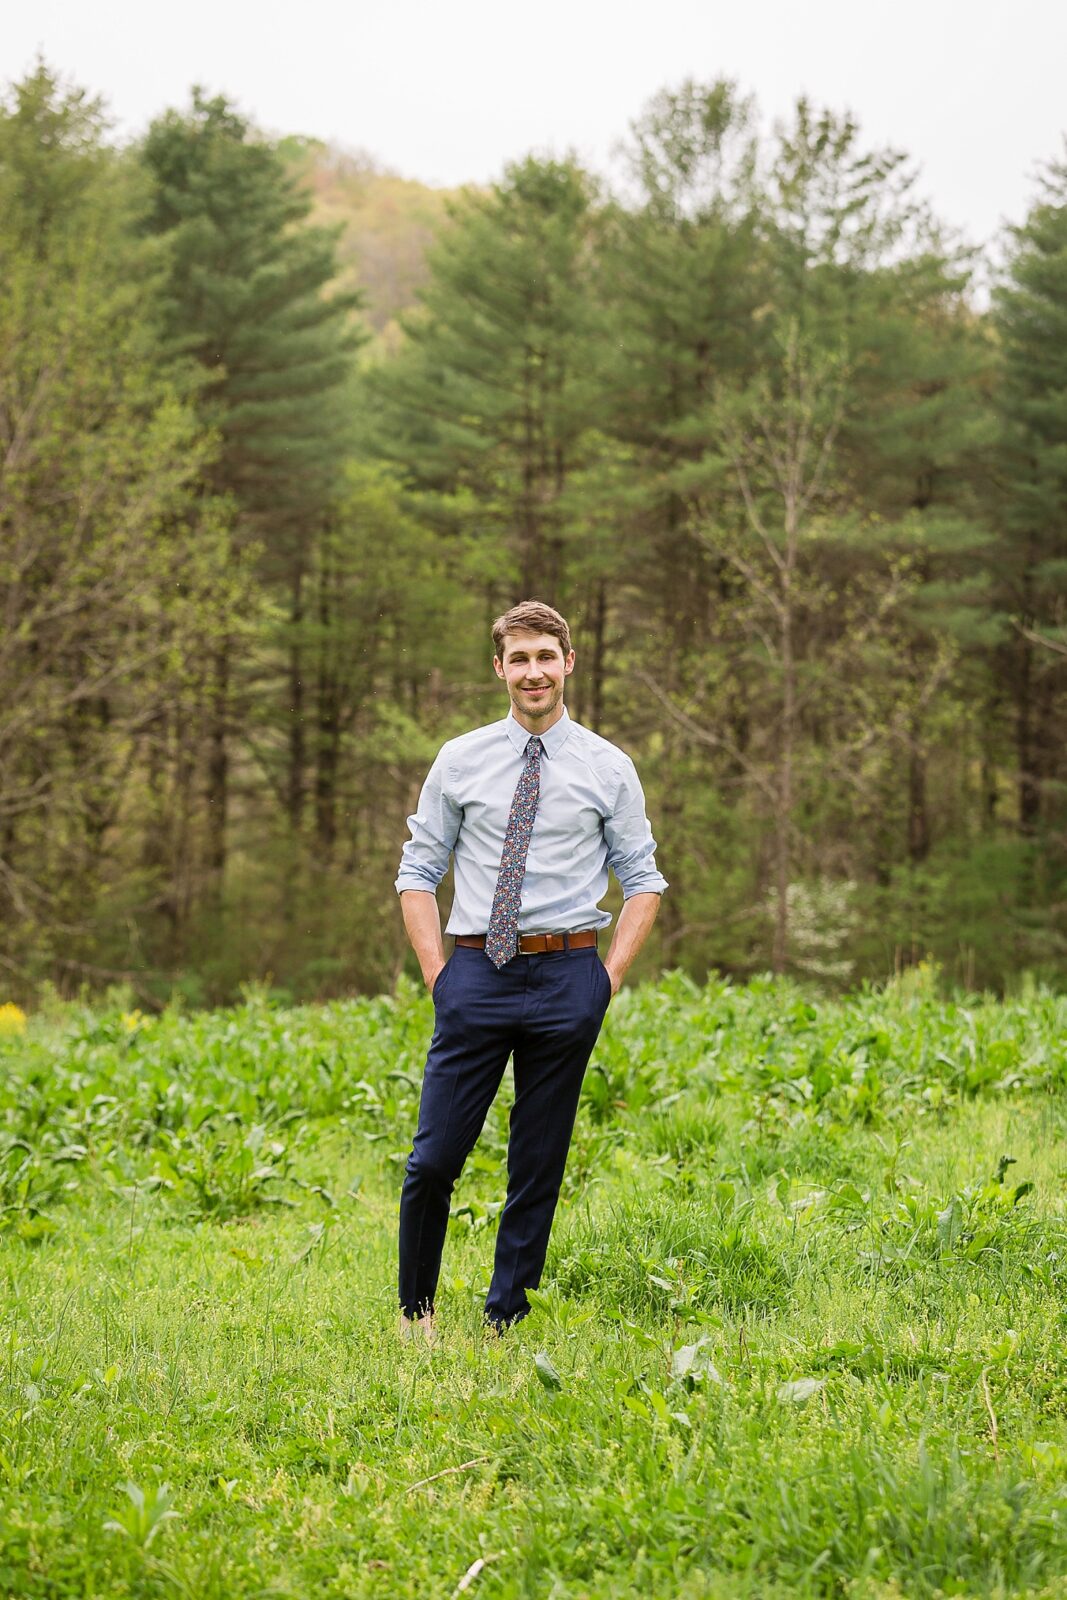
{"left": 398, "top": 943, "right": 612, "bottom": 1329}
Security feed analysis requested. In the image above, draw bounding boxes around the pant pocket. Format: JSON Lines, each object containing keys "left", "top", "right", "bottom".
{"left": 432, "top": 955, "right": 453, "bottom": 1002}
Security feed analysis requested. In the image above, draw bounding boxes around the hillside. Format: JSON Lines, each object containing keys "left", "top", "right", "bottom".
{"left": 279, "top": 135, "right": 461, "bottom": 348}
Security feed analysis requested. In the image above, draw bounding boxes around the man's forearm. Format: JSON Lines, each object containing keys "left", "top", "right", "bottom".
{"left": 602, "top": 893, "right": 661, "bottom": 994}
{"left": 400, "top": 890, "right": 446, "bottom": 990}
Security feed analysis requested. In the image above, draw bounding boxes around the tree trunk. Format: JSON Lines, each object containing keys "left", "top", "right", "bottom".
{"left": 314, "top": 547, "right": 339, "bottom": 858}
{"left": 772, "top": 573, "right": 794, "bottom": 976}
{"left": 0, "top": 814, "right": 16, "bottom": 926}
{"left": 656, "top": 723, "right": 684, "bottom": 961}
{"left": 172, "top": 703, "right": 197, "bottom": 959}
{"left": 287, "top": 562, "right": 306, "bottom": 833}
{"left": 980, "top": 691, "right": 1000, "bottom": 831}
{"left": 519, "top": 353, "right": 539, "bottom": 594}
{"left": 907, "top": 712, "right": 930, "bottom": 863}
{"left": 205, "top": 642, "right": 229, "bottom": 899}
{"left": 588, "top": 579, "right": 607, "bottom": 733}
{"left": 1016, "top": 559, "right": 1041, "bottom": 839}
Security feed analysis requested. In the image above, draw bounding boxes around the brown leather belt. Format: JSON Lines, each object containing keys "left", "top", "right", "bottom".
{"left": 455, "top": 929, "right": 598, "bottom": 954}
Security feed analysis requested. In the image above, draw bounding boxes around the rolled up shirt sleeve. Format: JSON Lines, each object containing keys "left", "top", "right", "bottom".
{"left": 395, "top": 746, "right": 462, "bottom": 895}
{"left": 603, "top": 756, "right": 668, "bottom": 899}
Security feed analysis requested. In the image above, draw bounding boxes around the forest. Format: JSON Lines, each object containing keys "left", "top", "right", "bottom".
{"left": 2, "top": 63, "right": 1065, "bottom": 1005}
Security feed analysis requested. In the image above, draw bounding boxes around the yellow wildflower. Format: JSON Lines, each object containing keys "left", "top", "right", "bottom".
{"left": 0, "top": 1002, "right": 27, "bottom": 1036}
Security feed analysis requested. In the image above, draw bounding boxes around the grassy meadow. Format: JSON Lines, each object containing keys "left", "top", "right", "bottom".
{"left": 2, "top": 970, "right": 1067, "bottom": 1598}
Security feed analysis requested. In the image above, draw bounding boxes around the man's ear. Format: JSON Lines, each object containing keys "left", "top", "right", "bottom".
{"left": 493, "top": 655, "right": 505, "bottom": 681}
{"left": 564, "top": 650, "right": 575, "bottom": 677}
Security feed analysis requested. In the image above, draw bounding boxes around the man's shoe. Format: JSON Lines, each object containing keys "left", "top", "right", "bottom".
{"left": 399, "top": 1311, "right": 436, "bottom": 1346}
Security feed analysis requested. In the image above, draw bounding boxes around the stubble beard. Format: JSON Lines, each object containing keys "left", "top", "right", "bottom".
{"left": 512, "top": 680, "right": 563, "bottom": 725}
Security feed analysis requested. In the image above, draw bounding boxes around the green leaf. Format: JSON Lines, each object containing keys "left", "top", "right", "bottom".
{"left": 777, "top": 1378, "right": 824, "bottom": 1405}
{"left": 937, "top": 1199, "right": 963, "bottom": 1252}
{"left": 671, "top": 1338, "right": 725, "bottom": 1386}
{"left": 533, "top": 1353, "right": 562, "bottom": 1391}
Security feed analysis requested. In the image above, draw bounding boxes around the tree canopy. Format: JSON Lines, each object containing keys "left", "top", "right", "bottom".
{"left": 2, "top": 64, "right": 1065, "bottom": 1001}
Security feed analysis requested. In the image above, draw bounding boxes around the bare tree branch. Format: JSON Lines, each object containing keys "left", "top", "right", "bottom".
{"left": 1015, "top": 620, "right": 1067, "bottom": 662}
{"left": 635, "top": 666, "right": 777, "bottom": 802}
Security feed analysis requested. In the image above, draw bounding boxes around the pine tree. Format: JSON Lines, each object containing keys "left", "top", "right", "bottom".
{"left": 598, "top": 78, "right": 767, "bottom": 663}
{"left": 371, "top": 155, "right": 603, "bottom": 606}
{"left": 592, "top": 81, "right": 769, "bottom": 964}
{"left": 993, "top": 154, "right": 1067, "bottom": 960}
{"left": 0, "top": 65, "right": 248, "bottom": 994}
{"left": 603, "top": 88, "right": 992, "bottom": 975}
{"left": 139, "top": 91, "right": 362, "bottom": 881}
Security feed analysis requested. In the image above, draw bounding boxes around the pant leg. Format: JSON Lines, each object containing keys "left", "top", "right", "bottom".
{"left": 398, "top": 948, "right": 520, "bottom": 1319}
{"left": 484, "top": 948, "right": 611, "bottom": 1328}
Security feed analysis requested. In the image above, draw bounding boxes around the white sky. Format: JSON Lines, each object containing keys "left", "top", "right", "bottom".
{"left": 7, "top": 0, "right": 1066, "bottom": 252}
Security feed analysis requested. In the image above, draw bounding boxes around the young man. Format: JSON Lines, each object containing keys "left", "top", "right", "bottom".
{"left": 394, "top": 600, "right": 667, "bottom": 1338}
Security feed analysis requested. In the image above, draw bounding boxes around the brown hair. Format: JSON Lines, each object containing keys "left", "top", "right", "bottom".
{"left": 492, "top": 600, "right": 572, "bottom": 661}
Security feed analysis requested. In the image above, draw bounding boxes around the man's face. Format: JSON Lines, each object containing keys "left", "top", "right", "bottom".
{"left": 493, "top": 631, "right": 574, "bottom": 726}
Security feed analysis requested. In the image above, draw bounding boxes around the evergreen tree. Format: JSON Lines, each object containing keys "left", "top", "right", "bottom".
{"left": 0, "top": 65, "right": 249, "bottom": 996}
{"left": 139, "top": 92, "right": 362, "bottom": 879}
{"left": 274, "top": 460, "right": 483, "bottom": 994}
{"left": 371, "top": 155, "right": 603, "bottom": 606}
{"left": 5, "top": 59, "right": 1062, "bottom": 999}
{"left": 599, "top": 78, "right": 766, "bottom": 664}
{"left": 765, "top": 103, "right": 1001, "bottom": 971}
{"left": 593, "top": 81, "right": 769, "bottom": 965}
{"left": 993, "top": 154, "right": 1067, "bottom": 964}
{"left": 603, "top": 87, "right": 993, "bottom": 977}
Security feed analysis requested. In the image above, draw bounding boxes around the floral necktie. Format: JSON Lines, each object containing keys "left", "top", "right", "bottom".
{"left": 484, "top": 737, "right": 542, "bottom": 968}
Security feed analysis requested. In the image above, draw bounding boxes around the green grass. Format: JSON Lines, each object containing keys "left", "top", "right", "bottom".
{"left": 2, "top": 968, "right": 1067, "bottom": 1597}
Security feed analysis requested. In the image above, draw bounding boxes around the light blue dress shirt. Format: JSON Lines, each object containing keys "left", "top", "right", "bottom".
{"left": 395, "top": 708, "right": 668, "bottom": 934}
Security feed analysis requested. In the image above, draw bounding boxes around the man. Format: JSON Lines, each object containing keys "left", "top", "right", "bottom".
{"left": 394, "top": 600, "right": 667, "bottom": 1339}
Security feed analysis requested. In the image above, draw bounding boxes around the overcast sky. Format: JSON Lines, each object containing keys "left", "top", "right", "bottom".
{"left": 8, "top": 0, "right": 1066, "bottom": 253}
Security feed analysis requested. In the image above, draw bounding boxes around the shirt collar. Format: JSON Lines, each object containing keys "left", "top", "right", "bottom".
{"left": 505, "top": 705, "right": 572, "bottom": 759}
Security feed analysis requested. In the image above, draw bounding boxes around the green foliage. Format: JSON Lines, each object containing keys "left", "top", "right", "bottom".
{"left": 370, "top": 154, "right": 604, "bottom": 601}
{"left": 140, "top": 89, "right": 362, "bottom": 548}
{"left": 0, "top": 977, "right": 1066, "bottom": 1596}
{"left": 102, "top": 1479, "right": 180, "bottom": 1549}
{"left": 992, "top": 156, "right": 1067, "bottom": 915}
{"left": 1, "top": 61, "right": 1066, "bottom": 1000}
{"left": 0, "top": 63, "right": 254, "bottom": 994}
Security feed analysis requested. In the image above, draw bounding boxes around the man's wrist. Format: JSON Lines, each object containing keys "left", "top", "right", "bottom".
{"left": 424, "top": 957, "right": 446, "bottom": 990}
{"left": 603, "top": 958, "right": 623, "bottom": 995}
